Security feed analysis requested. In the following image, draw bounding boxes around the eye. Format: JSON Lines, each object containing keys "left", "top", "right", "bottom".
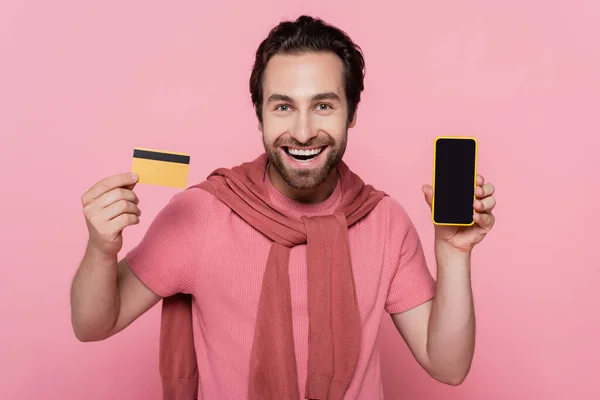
{"left": 276, "top": 104, "right": 291, "bottom": 112}
{"left": 316, "top": 103, "right": 332, "bottom": 111}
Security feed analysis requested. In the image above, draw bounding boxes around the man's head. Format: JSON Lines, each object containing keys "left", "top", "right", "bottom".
{"left": 250, "top": 16, "right": 365, "bottom": 191}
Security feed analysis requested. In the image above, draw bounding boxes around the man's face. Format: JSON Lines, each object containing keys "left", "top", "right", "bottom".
{"left": 260, "top": 52, "right": 356, "bottom": 190}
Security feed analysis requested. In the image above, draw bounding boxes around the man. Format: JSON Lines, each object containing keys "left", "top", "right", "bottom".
{"left": 70, "top": 15, "right": 496, "bottom": 400}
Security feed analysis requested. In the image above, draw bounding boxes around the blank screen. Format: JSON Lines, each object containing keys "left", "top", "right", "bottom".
{"left": 433, "top": 138, "right": 476, "bottom": 225}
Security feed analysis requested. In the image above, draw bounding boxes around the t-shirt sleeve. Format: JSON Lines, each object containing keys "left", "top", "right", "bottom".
{"left": 124, "top": 188, "right": 210, "bottom": 297}
{"left": 384, "top": 198, "right": 437, "bottom": 314}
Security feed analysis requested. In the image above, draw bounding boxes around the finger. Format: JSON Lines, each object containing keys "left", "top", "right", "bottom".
{"left": 475, "top": 183, "right": 495, "bottom": 199}
{"left": 476, "top": 174, "right": 485, "bottom": 186}
{"left": 474, "top": 196, "right": 496, "bottom": 213}
{"left": 102, "top": 200, "right": 142, "bottom": 221}
{"left": 422, "top": 184, "right": 433, "bottom": 208}
{"left": 474, "top": 212, "right": 495, "bottom": 230}
{"left": 82, "top": 173, "right": 138, "bottom": 206}
{"left": 108, "top": 213, "right": 140, "bottom": 233}
{"left": 94, "top": 187, "right": 139, "bottom": 209}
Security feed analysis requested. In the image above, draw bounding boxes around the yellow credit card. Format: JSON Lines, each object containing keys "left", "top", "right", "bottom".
{"left": 131, "top": 147, "right": 190, "bottom": 188}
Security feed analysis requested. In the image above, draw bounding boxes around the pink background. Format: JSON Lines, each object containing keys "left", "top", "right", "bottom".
{"left": 1, "top": 1, "right": 598, "bottom": 399}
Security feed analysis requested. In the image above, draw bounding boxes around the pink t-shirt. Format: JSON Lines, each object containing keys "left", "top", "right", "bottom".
{"left": 125, "top": 172, "right": 436, "bottom": 399}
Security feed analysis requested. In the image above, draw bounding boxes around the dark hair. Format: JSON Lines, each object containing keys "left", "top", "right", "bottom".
{"left": 250, "top": 15, "right": 365, "bottom": 124}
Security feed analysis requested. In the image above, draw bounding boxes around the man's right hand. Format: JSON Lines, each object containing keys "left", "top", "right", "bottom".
{"left": 81, "top": 172, "right": 142, "bottom": 258}
{"left": 72, "top": 171, "right": 161, "bottom": 342}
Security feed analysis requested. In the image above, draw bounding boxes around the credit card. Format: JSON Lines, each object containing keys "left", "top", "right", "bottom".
{"left": 131, "top": 147, "right": 190, "bottom": 188}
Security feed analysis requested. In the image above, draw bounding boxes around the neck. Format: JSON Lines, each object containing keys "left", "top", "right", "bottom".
{"left": 267, "top": 164, "right": 338, "bottom": 204}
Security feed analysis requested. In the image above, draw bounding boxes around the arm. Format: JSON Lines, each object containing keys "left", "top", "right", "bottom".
{"left": 391, "top": 177, "right": 496, "bottom": 385}
{"left": 70, "top": 248, "right": 160, "bottom": 342}
{"left": 70, "top": 172, "right": 161, "bottom": 342}
{"left": 71, "top": 172, "right": 204, "bottom": 342}
{"left": 391, "top": 241, "right": 475, "bottom": 386}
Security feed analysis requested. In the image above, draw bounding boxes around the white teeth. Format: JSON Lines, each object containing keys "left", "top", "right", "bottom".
{"left": 288, "top": 147, "right": 323, "bottom": 156}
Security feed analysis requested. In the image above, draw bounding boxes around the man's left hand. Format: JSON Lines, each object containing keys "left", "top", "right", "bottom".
{"left": 422, "top": 174, "right": 496, "bottom": 253}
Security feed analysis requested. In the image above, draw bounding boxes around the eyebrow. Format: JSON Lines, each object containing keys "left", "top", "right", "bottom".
{"left": 266, "top": 92, "right": 341, "bottom": 104}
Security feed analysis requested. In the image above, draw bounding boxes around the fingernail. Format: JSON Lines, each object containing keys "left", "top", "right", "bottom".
{"left": 131, "top": 173, "right": 138, "bottom": 180}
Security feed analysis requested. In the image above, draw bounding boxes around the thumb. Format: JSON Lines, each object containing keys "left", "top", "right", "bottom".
{"left": 422, "top": 184, "right": 433, "bottom": 208}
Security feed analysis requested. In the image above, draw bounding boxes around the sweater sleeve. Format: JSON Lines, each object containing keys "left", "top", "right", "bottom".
{"left": 384, "top": 198, "right": 437, "bottom": 314}
{"left": 124, "top": 188, "right": 211, "bottom": 297}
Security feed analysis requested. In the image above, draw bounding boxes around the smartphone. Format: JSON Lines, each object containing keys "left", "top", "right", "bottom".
{"left": 431, "top": 136, "right": 478, "bottom": 226}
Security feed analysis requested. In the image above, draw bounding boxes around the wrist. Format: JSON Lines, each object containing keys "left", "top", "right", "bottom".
{"left": 434, "top": 238, "right": 472, "bottom": 256}
{"left": 435, "top": 240, "right": 472, "bottom": 269}
{"left": 85, "top": 240, "right": 118, "bottom": 264}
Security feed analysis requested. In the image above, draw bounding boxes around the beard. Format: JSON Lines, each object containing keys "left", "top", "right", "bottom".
{"left": 264, "top": 132, "right": 348, "bottom": 190}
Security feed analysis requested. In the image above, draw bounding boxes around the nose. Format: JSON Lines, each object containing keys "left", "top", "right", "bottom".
{"left": 290, "top": 112, "right": 318, "bottom": 144}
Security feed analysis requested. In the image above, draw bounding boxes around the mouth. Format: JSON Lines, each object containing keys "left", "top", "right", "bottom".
{"left": 282, "top": 146, "right": 327, "bottom": 163}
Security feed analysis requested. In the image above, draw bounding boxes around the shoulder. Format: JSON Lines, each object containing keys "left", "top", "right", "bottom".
{"left": 159, "top": 185, "right": 214, "bottom": 212}
{"left": 377, "top": 195, "right": 416, "bottom": 230}
{"left": 171, "top": 184, "right": 217, "bottom": 209}
{"left": 375, "top": 195, "right": 424, "bottom": 249}
{"left": 150, "top": 184, "right": 219, "bottom": 230}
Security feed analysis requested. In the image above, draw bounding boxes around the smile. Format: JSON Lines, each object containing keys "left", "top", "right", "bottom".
{"left": 283, "top": 146, "right": 326, "bottom": 162}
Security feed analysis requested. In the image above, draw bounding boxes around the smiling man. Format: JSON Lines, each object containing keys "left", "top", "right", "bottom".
{"left": 70, "top": 15, "right": 497, "bottom": 400}
{"left": 260, "top": 51, "right": 351, "bottom": 203}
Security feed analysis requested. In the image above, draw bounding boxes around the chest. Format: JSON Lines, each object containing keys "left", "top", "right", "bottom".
{"left": 194, "top": 210, "right": 391, "bottom": 322}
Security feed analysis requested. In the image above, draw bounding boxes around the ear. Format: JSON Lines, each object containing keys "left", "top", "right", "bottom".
{"left": 348, "top": 111, "right": 358, "bottom": 128}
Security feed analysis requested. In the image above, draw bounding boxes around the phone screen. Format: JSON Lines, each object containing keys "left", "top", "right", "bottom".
{"left": 432, "top": 138, "right": 477, "bottom": 225}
